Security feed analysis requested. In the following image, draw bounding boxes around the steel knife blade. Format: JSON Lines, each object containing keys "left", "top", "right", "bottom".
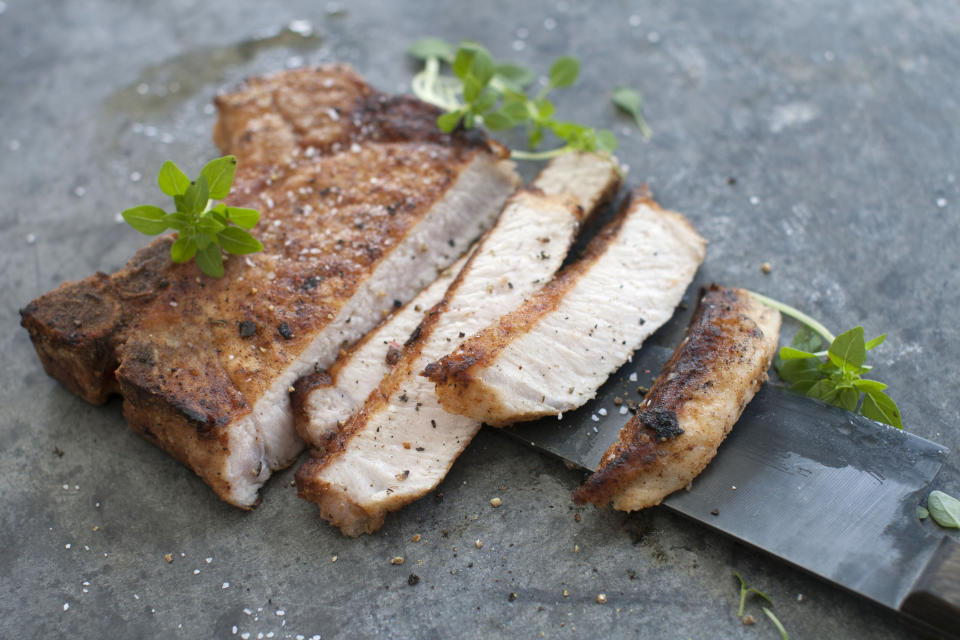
{"left": 502, "top": 344, "right": 958, "bottom": 635}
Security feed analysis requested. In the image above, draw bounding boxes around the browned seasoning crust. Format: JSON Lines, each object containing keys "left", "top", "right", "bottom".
{"left": 573, "top": 285, "right": 780, "bottom": 509}
{"left": 20, "top": 66, "right": 512, "bottom": 507}
{"left": 421, "top": 191, "right": 658, "bottom": 423}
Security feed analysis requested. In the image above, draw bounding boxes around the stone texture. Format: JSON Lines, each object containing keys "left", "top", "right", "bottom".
{"left": 1, "top": 0, "right": 957, "bottom": 638}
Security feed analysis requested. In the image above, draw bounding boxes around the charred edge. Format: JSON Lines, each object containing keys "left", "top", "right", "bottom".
{"left": 421, "top": 348, "right": 479, "bottom": 385}
{"left": 572, "top": 431, "right": 659, "bottom": 506}
{"left": 290, "top": 369, "right": 334, "bottom": 430}
{"left": 637, "top": 408, "right": 683, "bottom": 442}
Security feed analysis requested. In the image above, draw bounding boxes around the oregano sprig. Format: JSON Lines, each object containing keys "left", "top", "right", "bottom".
{"left": 122, "top": 156, "right": 263, "bottom": 278}
{"left": 748, "top": 291, "right": 902, "bottom": 429}
{"left": 408, "top": 38, "right": 650, "bottom": 159}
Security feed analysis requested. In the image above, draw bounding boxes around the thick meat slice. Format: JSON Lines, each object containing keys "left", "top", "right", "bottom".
{"left": 573, "top": 285, "right": 780, "bottom": 510}
{"left": 291, "top": 251, "right": 472, "bottom": 448}
{"left": 20, "top": 66, "right": 520, "bottom": 508}
{"left": 296, "top": 153, "right": 622, "bottom": 535}
{"left": 424, "top": 190, "right": 706, "bottom": 425}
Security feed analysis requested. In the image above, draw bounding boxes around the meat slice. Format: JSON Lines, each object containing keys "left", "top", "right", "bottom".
{"left": 291, "top": 250, "right": 472, "bottom": 449}
{"left": 20, "top": 66, "right": 520, "bottom": 508}
{"left": 296, "top": 153, "right": 622, "bottom": 535}
{"left": 424, "top": 189, "right": 706, "bottom": 425}
{"left": 573, "top": 285, "right": 780, "bottom": 510}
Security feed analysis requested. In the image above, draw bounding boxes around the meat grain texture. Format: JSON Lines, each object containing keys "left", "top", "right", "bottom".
{"left": 425, "top": 189, "right": 706, "bottom": 425}
{"left": 296, "top": 153, "right": 622, "bottom": 535}
{"left": 20, "top": 66, "right": 520, "bottom": 507}
{"left": 573, "top": 285, "right": 781, "bottom": 510}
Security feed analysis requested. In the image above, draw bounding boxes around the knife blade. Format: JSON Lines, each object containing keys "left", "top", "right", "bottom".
{"left": 502, "top": 344, "right": 958, "bottom": 635}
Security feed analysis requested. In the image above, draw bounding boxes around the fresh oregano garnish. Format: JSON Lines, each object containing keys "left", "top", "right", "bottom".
{"left": 925, "top": 490, "right": 960, "bottom": 528}
{"left": 748, "top": 291, "right": 902, "bottom": 429}
{"left": 612, "top": 87, "right": 652, "bottom": 139}
{"left": 733, "top": 572, "right": 789, "bottom": 639}
{"left": 408, "top": 38, "right": 650, "bottom": 159}
{"left": 122, "top": 156, "right": 262, "bottom": 278}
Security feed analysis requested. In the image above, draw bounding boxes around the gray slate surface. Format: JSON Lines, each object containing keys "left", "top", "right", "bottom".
{"left": 2, "top": 0, "right": 958, "bottom": 638}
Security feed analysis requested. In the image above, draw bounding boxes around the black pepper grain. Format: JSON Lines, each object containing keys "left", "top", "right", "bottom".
{"left": 238, "top": 320, "right": 257, "bottom": 338}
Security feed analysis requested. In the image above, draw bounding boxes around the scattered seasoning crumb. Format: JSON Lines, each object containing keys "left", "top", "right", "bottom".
{"left": 613, "top": 397, "right": 622, "bottom": 406}
{"left": 475, "top": 539, "right": 483, "bottom": 549}
{"left": 797, "top": 594, "right": 804, "bottom": 602}
{"left": 574, "top": 512, "right": 581, "bottom": 522}
{"left": 92, "top": 526, "right": 99, "bottom": 532}
{"left": 331, "top": 555, "right": 338, "bottom": 562}
{"left": 288, "top": 386, "right": 296, "bottom": 393}
{"left": 508, "top": 592, "right": 518, "bottom": 602}
{"left": 390, "top": 556, "right": 404, "bottom": 565}
{"left": 408, "top": 573, "right": 420, "bottom": 586}
{"left": 490, "top": 497, "right": 502, "bottom": 508}
{"left": 562, "top": 589, "right": 570, "bottom": 598}
{"left": 54, "top": 447, "right": 64, "bottom": 457}
{"left": 596, "top": 593, "right": 607, "bottom": 604}
{"left": 711, "top": 509, "right": 719, "bottom": 516}
{"left": 636, "top": 386, "right": 649, "bottom": 395}
{"left": 761, "top": 262, "right": 772, "bottom": 274}
{"left": 742, "top": 614, "right": 756, "bottom": 625}
{"left": 732, "top": 485, "right": 737, "bottom": 490}
{"left": 574, "top": 544, "right": 580, "bottom": 553}
{"left": 411, "top": 534, "right": 422, "bottom": 542}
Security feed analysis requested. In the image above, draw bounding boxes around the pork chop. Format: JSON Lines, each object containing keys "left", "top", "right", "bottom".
{"left": 424, "top": 189, "right": 706, "bottom": 425}
{"left": 572, "top": 285, "right": 780, "bottom": 510}
{"left": 20, "top": 66, "right": 520, "bottom": 508}
{"left": 291, "top": 250, "right": 472, "bottom": 448}
{"left": 296, "top": 153, "right": 622, "bottom": 535}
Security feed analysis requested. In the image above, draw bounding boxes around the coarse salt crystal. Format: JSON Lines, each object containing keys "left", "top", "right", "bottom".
{"left": 598, "top": 408, "right": 608, "bottom": 416}
{"left": 193, "top": 569, "right": 200, "bottom": 575}
{"left": 629, "top": 372, "right": 638, "bottom": 382}
{"left": 222, "top": 582, "right": 230, "bottom": 589}
{"left": 619, "top": 406, "right": 629, "bottom": 415}
{"left": 63, "top": 603, "right": 70, "bottom": 611}
{"left": 591, "top": 414, "right": 599, "bottom": 422}
{"left": 205, "top": 557, "right": 213, "bottom": 564}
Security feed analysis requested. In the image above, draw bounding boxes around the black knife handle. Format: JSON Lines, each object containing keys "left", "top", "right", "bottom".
{"left": 901, "top": 536, "right": 960, "bottom": 638}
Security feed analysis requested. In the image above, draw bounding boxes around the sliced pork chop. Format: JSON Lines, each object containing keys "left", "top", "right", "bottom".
{"left": 296, "top": 153, "right": 622, "bottom": 535}
{"left": 291, "top": 251, "right": 472, "bottom": 448}
{"left": 573, "top": 285, "right": 780, "bottom": 510}
{"left": 424, "top": 190, "right": 706, "bottom": 425}
{"left": 20, "top": 66, "right": 520, "bottom": 508}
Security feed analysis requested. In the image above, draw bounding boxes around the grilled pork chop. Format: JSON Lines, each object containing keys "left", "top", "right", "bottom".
{"left": 291, "top": 251, "right": 472, "bottom": 448}
{"left": 573, "top": 285, "right": 780, "bottom": 510}
{"left": 296, "top": 153, "right": 622, "bottom": 535}
{"left": 20, "top": 66, "right": 520, "bottom": 508}
{"left": 424, "top": 190, "right": 706, "bottom": 425}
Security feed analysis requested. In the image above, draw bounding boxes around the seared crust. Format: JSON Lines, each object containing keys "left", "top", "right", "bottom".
{"left": 20, "top": 66, "right": 517, "bottom": 507}
{"left": 573, "top": 285, "right": 780, "bottom": 509}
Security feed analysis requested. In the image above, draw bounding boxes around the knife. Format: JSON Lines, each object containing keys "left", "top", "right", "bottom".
{"left": 503, "top": 344, "right": 960, "bottom": 638}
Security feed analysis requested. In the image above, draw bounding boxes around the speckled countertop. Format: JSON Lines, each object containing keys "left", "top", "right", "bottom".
{"left": 2, "top": 1, "right": 958, "bottom": 638}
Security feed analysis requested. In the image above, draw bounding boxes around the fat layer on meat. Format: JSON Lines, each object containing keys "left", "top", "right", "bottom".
{"left": 573, "top": 285, "right": 780, "bottom": 510}
{"left": 20, "top": 66, "right": 519, "bottom": 508}
{"left": 296, "top": 153, "right": 622, "bottom": 535}
{"left": 425, "top": 190, "right": 706, "bottom": 425}
{"left": 292, "top": 251, "right": 472, "bottom": 448}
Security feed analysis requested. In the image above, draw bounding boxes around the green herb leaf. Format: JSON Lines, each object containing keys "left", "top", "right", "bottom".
{"left": 170, "top": 235, "right": 198, "bottom": 263}
{"left": 197, "top": 213, "right": 226, "bottom": 235}
{"left": 494, "top": 63, "right": 535, "bottom": 91}
{"left": 779, "top": 346, "right": 819, "bottom": 360}
{"left": 837, "top": 387, "right": 860, "bottom": 412}
{"left": 612, "top": 87, "right": 652, "bottom": 138}
{"left": 865, "top": 334, "right": 886, "bottom": 350}
{"left": 926, "top": 490, "right": 960, "bottom": 528}
{"left": 861, "top": 389, "right": 903, "bottom": 429}
{"left": 163, "top": 212, "right": 192, "bottom": 232}
{"left": 195, "top": 242, "right": 224, "bottom": 278}
{"left": 437, "top": 110, "right": 463, "bottom": 133}
{"left": 828, "top": 326, "right": 867, "bottom": 370}
{"left": 483, "top": 111, "right": 516, "bottom": 131}
{"left": 158, "top": 161, "right": 191, "bottom": 197}
{"left": 193, "top": 231, "right": 213, "bottom": 250}
{"left": 852, "top": 378, "right": 888, "bottom": 393}
{"left": 408, "top": 37, "right": 455, "bottom": 62}
{"left": 471, "top": 87, "right": 499, "bottom": 114}
{"left": 918, "top": 505, "right": 929, "bottom": 520}
{"left": 200, "top": 155, "right": 238, "bottom": 200}
{"left": 121, "top": 205, "right": 168, "bottom": 235}
{"left": 790, "top": 326, "right": 823, "bottom": 354}
{"left": 548, "top": 56, "right": 580, "bottom": 89}
{"left": 182, "top": 174, "right": 210, "bottom": 216}
{"left": 762, "top": 607, "right": 790, "bottom": 640}
{"left": 226, "top": 207, "right": 260, "bottom": 229}
{"left": 595, "top": 129, "right": 618, "bottom": 153}
{"left": 217, "top": 226, "right": 264, "bottom": 255}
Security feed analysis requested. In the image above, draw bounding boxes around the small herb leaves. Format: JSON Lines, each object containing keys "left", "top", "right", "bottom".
{"left": 408, "top": 37, "right": 648, "bottom": 160}
{"left": 748, "top": 291, "right": 902, "bottom": 429}
{"left": 121, "top": 156, "right": 262, "bottom": 277}
{"left": 733, "top": 573, "right": 788, "bottom": 639}
{"left": 612, "top": 88, "right": 652, "bottom": 138}
{"left": 926, "top": 490, "right": 960, "bottom": 528}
